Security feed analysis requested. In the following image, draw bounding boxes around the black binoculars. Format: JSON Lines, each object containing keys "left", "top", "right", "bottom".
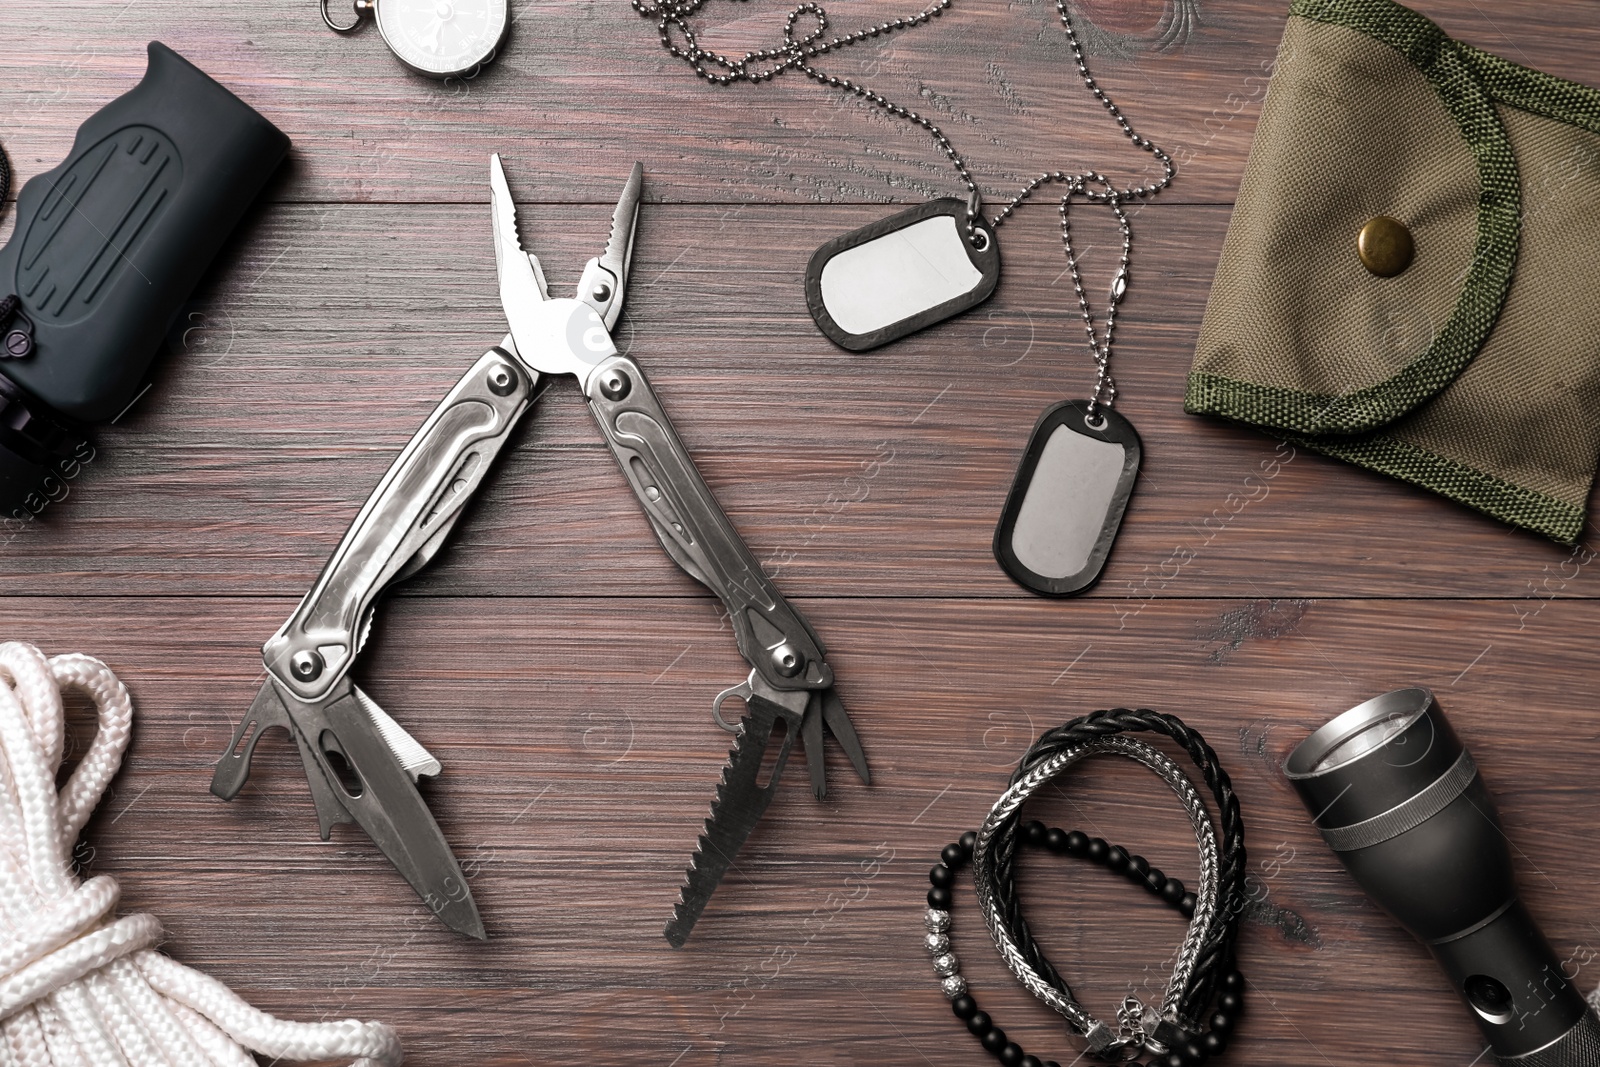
{"left": 0, "top": 43, "right": 287, "bottom": 518}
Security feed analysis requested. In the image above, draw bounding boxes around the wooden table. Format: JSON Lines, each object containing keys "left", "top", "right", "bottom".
{"left": 5, "top": 2, "right": 1600, "bottom": 1063}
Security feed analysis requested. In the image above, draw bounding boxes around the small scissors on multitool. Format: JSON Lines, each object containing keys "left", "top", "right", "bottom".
{"left": 209, "top": 156, "right": 870, "bottom": 944}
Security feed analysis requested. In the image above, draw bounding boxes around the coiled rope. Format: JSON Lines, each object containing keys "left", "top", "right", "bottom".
{"left": 0, "top": 641, "right": 402, "bottom": 1066}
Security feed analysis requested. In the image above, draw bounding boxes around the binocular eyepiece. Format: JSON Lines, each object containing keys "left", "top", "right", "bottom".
{"left": 1287, "top": 689, "right": 1600, "bottom": 1066}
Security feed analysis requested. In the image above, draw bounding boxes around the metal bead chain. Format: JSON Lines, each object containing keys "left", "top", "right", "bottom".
{"left": 633, "top": 0, "right": 978, "bottom": 229}
{"left": 1067, "top": 175, "right": 1131, "bottom": 416}
{"left": 634, "top": 0, "right": 1175, "bottom": 410}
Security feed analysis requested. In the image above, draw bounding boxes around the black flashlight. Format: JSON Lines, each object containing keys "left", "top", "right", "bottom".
{"left": 1285, "top": 688, "right": 1600, "bottom": 1066}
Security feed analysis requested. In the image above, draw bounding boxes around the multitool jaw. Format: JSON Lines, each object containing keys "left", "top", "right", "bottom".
{"left": 500, "top": 296, "right": 617, "bottom": 389}
{"left": 491, "top": 153, "right": 641, "bottom": 385}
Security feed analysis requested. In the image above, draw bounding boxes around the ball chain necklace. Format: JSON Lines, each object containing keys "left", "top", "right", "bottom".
{"left": 634, "top": 0, "right": 1175, "bottom": 596}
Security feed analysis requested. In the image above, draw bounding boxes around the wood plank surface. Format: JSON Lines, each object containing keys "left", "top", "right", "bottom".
{"left": 4, "top": 2, "right": 1600, "bottom": 1066}
{"left": 0, "top": 202, "right": 1592, "bottom": 598}
{"left": 25, "top": 594, "right": 1600, "bottom": 1067}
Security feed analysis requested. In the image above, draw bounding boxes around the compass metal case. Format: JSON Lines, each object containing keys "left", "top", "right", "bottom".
{"left": 374, "top": 0, "right": 509, "bottom": 79}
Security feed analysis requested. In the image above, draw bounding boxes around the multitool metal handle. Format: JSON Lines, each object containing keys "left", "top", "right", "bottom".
{"left": 585, "top": 355, "right": 830, "bottom": 694}
{"left": 264, "top": 348, "right": 534, "bottom": 701}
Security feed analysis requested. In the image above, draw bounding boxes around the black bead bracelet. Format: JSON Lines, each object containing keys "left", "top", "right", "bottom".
{"left": 926, "top": 826, "right": 1244, "bottom": 1067}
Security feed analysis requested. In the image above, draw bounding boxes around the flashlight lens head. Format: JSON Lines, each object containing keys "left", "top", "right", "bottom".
{"left": 1285, "top": 687, "right": 1466, "bottom": 829}
{"left": 1285, "top": 687, "right": 1432, "bottom": 778}
{"left": 1285, "top": 689, "right": 1600, "bottom": 1062}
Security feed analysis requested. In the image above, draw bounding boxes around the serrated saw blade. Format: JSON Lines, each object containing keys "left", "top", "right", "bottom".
{"left": 664, "top": 693, "right": 802, "bottom": 947}
{"left": 353, "top": 684, "right": 442, "bottom": 781}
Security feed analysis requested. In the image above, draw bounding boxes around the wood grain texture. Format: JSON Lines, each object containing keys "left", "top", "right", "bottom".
{"left": 0, "top": 202, "right": 1590, "bottom": 598}
{"left": 3, "top": 2, "right": 1600, "bottom": 1065}
{"left": 29, "top": 595, "right": 1600, "bottom": 1067}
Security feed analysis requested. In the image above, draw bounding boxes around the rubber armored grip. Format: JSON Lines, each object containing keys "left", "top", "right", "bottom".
{"left": 0, "top": 42, "right": 289, "bottom": 422}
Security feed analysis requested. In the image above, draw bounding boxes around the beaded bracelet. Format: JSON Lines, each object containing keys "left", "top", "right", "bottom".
{"left": 925, "top": 826, "right": 1244, "bottom": 1067}
{"left": 927, "top": 712, "right": 1248, "bottom": 1066}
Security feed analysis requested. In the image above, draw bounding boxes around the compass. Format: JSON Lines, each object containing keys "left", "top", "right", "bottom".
{"left": 323, "top": 0, "right": 510, "bottom": 79}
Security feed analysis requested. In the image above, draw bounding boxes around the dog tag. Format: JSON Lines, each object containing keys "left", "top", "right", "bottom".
{"left": 993, "top": 399, "right": 1140, "bottom": 597}
{"left": 805, "top": 198, "right": 1000, "bottom": 351}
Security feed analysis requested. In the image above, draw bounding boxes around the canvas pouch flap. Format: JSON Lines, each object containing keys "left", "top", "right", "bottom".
{"left": 1187, "top": 0, "right": 1600, "bottom": 543}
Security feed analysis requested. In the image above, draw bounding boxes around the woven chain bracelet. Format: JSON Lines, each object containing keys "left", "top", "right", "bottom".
{"left": 925, "top": 709, "right": 1248, "bottom": 1067}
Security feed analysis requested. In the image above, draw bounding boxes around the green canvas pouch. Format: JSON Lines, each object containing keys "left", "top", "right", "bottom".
{"left": 1186, "top": 0, "right": 1600, "bottom": 543}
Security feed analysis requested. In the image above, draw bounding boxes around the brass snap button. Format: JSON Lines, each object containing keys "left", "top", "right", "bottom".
{"left": 1357, "top": 216, "right": 1414, "bottom": 278}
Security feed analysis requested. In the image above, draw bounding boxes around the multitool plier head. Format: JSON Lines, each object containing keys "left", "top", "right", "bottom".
{"left": 489, "top": 153, "right": 641, "bottom": 387}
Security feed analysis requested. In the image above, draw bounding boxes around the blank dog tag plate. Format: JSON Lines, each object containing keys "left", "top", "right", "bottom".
{"left": 994, "top": 399, "right": 1141, "bottom": 597}
{"left": 805, "top": 198, "right": 1000, "bottom": 351}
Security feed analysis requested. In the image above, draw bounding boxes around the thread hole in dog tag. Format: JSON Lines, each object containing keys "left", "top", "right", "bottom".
{"left": 993, "top": 400, "right": 1141, "bottom": 597}
{"left": 805, "top": 197, "right": 1000, "bottom": 351}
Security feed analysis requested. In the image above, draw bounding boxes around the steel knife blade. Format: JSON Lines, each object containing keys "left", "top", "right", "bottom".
{"left": 213, "top": 676, "right": 485, "bottom": 940}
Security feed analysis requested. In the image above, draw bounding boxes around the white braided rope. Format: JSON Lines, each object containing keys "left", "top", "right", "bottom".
{"left": 0, "top": 641, "right": 402, "bottom": 1067}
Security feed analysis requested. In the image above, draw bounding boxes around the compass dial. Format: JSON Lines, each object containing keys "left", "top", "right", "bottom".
{"left": 374, "top": 0, "right": 510, "bottom": 79}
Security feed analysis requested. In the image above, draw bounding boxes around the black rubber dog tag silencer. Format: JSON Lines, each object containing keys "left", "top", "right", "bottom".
{"left": 805, "top": 197, "right": 1000, "bottom": 351}
{"left": 994, "top": 400, "right": 1141, "bottom": 597}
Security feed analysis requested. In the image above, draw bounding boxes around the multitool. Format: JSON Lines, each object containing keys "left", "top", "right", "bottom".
{"left": 210, "top": 157, "right": 869, "bottom": 945}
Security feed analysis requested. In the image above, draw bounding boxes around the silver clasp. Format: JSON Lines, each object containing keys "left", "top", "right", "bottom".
{"left": 711, "top": 679, "right": 752, "bottom": 733}
{"left": 322, "top": 0, "right": 374, "bottom": 34}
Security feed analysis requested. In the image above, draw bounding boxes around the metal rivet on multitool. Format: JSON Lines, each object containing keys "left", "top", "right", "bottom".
{"left": 290, "top": 649, "right": 324, "bottom": 682}
{"left": 487, "top": 363, "right": 518, "bottom": 396}
{"left": 771, "top": 642, "right": 804, "bottom": 678}
{"left": 600, "top": 370, "right": 631, "bottom": 401}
